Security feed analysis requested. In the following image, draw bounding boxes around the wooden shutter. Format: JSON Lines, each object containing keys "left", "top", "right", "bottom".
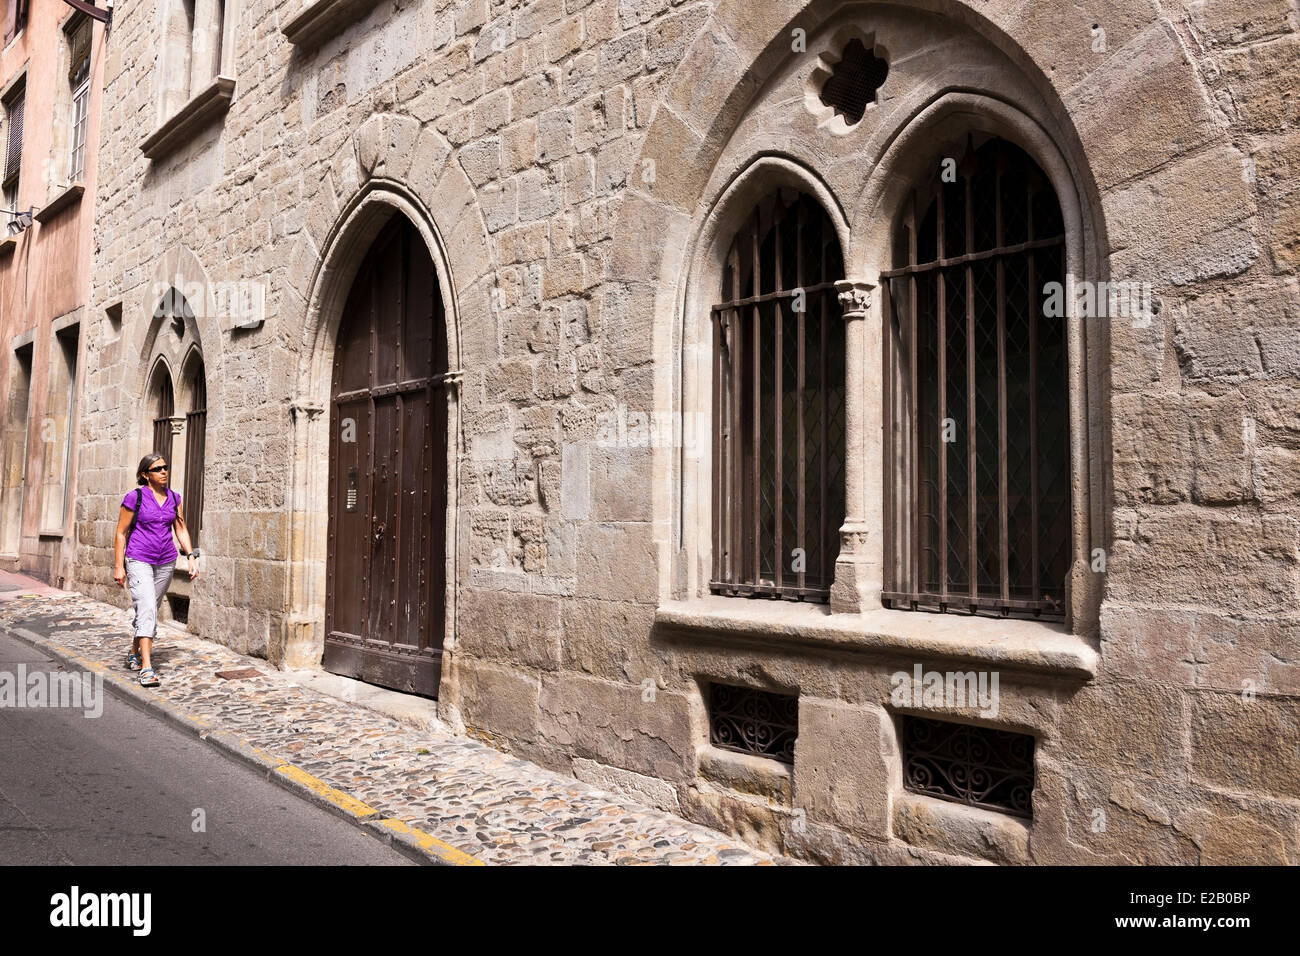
{"left": 2, "top": 89, "right": 23, "bottom": 189}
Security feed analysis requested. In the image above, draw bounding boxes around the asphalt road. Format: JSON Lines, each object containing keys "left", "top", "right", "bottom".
{"left": 0, "top": 630, "right": 412, "bottom": 865}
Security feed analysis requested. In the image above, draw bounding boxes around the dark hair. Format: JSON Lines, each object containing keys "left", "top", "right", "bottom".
{"left": 136, "top": 453, "right": 166, "bottom": 486}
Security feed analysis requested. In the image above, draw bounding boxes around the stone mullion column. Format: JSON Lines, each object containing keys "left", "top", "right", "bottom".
{"left": 168, "top": 414, "right": 187, "bottom": 497}
{"left": 829, "top": 279, "right": 882, "bottom": 614}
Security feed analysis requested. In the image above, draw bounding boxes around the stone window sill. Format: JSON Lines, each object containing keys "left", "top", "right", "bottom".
{"left": 282, "top": 0, "right": 383, "bottom": 50}
{"left": 698, "top": 745, "right": 793, "bottom": 803}
{"left": 33, "top": 183, "right": 83, "bottom": 224}
{"left": 140, "top": 76, "right": 235, "bottom": 161}
{"left": 656, "top": 596, "right": 1098, "bottom": 680}
{"left": 892, "top": 791, "right": 1031, "bottom": 865}
{"left": 0, "top": 235, "right": 15, "bottom": 258}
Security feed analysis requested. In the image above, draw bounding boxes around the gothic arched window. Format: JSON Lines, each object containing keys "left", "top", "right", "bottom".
{"left": 882, "top": 136, "right": 1070, "bottom": 618}
{"left": 182, "top": 355, "right": 207, "bottom": 544}
{"left": 149, "top": 362, "right": 175, "bottom": 474}
{"left": 712, "top": 191, "right": 847, "bottom": 601}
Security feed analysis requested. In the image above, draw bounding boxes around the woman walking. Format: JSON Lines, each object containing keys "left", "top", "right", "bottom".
{"left": 112, "top": 453, "right": 200, "bottom": 687}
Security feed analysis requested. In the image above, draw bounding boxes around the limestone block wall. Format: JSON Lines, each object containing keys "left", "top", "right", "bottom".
{"left": 79, "top": 0, "right": 1300, "bottom": 864}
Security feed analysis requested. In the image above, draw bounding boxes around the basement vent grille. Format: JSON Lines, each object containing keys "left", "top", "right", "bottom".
{"left": 708, "top": 684, "right": 798, "bottom": 764}
{"left": 901, "top": 716, "right": 1034, "bottom": 818}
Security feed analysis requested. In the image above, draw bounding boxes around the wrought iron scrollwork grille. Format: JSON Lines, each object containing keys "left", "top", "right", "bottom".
{"left": 881, "top": 136, "right": 1071, "bottom": 619}
{"left": 711, "top": 191, "right": 847, "bottom": 601}
{"left": 708, "top": 684, "right": 798, "bottom": 764}
{"left": 901, "top": 715, "right": 1034, "bottom": 818}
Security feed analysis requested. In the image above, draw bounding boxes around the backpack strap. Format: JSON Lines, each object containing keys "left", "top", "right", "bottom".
{"left": 124, "top": 488, "right": 145, "bottom": 554}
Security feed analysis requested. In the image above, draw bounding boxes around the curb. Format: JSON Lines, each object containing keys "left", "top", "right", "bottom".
{"left": 3, "top": 622, "right": 483, "bottom": 867}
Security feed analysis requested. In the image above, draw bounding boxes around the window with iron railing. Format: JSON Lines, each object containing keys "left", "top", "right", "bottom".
{"left": 882, "top": 136, "right": 1070, "bottom": 619}
{"left": 151, "top": 366, "right": 175, "bottom": 472}
{"left": 711, "top": 191, "right": 846, "bottom": 601}
{"left": 183, "top": 363, "right": 206, "bottom": 545}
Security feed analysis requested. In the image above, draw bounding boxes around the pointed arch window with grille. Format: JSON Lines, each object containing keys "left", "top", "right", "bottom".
{"left": 711, "top": 192, "right": 847, "bottom": 601}
{"left": 881, "top": 136, "right": 1071, "bottom": 618}
{"left": 150, "top": 366, "right": 175, "bottom": 474}
{"left": 183, "top": 359, "right": 206, "bottom": 545}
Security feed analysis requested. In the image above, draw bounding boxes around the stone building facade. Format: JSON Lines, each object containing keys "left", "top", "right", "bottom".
{"left": 1, "top": 0, "right": 106, "bottom": 586}
{"left": 77, "top": 0, "right": 1300, "bottom": 864}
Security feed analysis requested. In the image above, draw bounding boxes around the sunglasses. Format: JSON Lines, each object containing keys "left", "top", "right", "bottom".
{"left": 147, "top": 464, "right": 169, "bottom": 473}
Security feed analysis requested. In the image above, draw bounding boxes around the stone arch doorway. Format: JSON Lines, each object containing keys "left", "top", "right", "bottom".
{"left": 323, "top": 212, "right": 449, "bottom": 697}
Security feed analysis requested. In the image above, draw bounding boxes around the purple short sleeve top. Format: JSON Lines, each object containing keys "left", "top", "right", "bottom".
{"left": 122, "top": 488, "right": 180, "bottom": 565}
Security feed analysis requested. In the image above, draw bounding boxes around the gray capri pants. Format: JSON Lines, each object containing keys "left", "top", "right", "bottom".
{"left": 125, "top": 557, "right": 176, "bottom": 639}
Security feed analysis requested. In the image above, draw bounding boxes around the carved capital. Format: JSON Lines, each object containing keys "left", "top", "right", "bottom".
{"left": 289, "top": 401, "right": 325, "bottom": 423}
{"left": 838, "top": 524, "right": 872, "bottom": 555}
{"left": 834, "top": 279, "right": 875, "bottom": 320}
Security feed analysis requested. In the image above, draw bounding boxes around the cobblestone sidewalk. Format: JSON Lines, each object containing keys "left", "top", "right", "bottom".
{"left": 0, "top": 581, "right": 778, "bottom": 865}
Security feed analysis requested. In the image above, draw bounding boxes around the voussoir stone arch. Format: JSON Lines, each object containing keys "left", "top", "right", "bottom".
{"left": 287, "top": 116, "right": 496, "bottom": 374}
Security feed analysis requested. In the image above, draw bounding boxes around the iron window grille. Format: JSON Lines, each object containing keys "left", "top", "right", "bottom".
{"left": 881, "top": 136, "right": 1071, "bottom": 619}
{"left": 711, "top": 191, "right": 846, "bottom": 601}
{"left": 901, "top": 715, "right": 1034, "bottom": 818}
{"left": 151, "top": 371, "right": 175, "bottom": 473}
{"left": 708, "top": 683, "right": 798, "bottom": 764}
{"left": 183, "top": 368, "right": 206, "bottom": 544}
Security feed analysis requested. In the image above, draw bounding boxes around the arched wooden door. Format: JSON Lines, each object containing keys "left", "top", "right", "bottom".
{"left": 325, "top": 215, "right": 448, "bottom": 697}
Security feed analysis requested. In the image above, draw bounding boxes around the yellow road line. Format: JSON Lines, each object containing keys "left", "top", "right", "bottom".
{"left": 274, "top": 764, "right": 380, "bottom": 818}
{"left": 374, "top": 818, "right": 484, "bottom": 866}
